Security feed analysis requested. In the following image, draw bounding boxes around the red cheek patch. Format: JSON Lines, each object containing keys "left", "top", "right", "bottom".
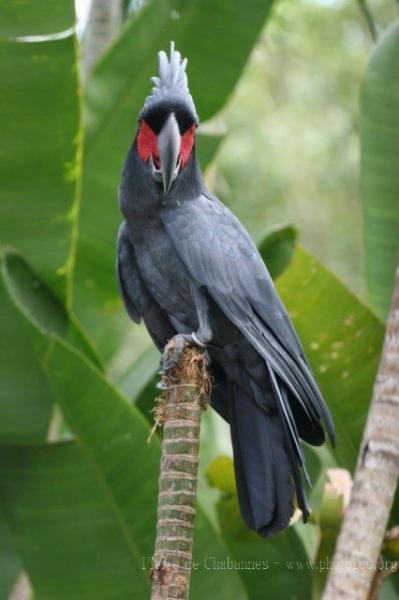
{"left": 136, "top": 120, "right": 196, "bottom": 170}
{"left": 180, "top": 124, "right": 196, "bottom": 167}
{"left": 137, "top": 121, "right": 160, "bottom": 167}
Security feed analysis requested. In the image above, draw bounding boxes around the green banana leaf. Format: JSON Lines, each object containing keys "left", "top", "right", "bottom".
{"left": 362, "top": 20, "right": 399, "bottom": 320}
{"left": 118, "top": 344, "right": 160, "bottom": 405}
{"left": 0, "top": 253, "right": 53, "bottom": 443}
{"left": 73, "top": 0, "right": 275, "bottom": 361}
{"left": 1, "top": 441, "right": 152, "bottom": 599}
{"left": 0, "top": 0, "right": 81, "bottom": 303}
{"left": 0, "top": 250, "right": 100, "bottom": 444}
{"left": 0, "top": 251, "right": 247, "bottom": 600}
{"left": 258, "top": 224, "right": 298, "bottom": 280}
{"left": 276, "top": 246, "right": 384, "bottom": 472}
{"left": 0, "top": 0, "right": 74, "bottom": 37}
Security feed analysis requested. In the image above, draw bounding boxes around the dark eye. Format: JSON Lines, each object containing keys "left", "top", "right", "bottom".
{"left": 143, "top": 102, "right": 196, "bottom": 135}
{"left": 144, "top": 108, "right": 168, "bottom": 134}
{"left": 175, "top": 108, "right": 195, "bottom": 134}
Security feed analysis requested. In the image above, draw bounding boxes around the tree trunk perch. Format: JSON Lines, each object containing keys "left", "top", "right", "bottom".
{"left": 323, "top": 263, "right": 399, "bottom": 599}
{"left": 150, "top": 341, "right": 211, "bottom": 600}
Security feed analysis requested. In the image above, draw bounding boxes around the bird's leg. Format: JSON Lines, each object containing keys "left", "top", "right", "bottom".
{"left": 191, "top": 284, "right": 212, "bottom": 348}
{"left": 161, "top": 286, "right": 212, "bottom": 375}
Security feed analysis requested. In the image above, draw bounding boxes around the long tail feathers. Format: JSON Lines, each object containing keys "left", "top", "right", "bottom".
{"left": 214, "top": 351, "right": 329, "bottom": 536}
{"left": 267, "top": 362, "right": 310, "bottom": 521}
{"left": 229, "top": 381, "right": 295, "bottom": 537}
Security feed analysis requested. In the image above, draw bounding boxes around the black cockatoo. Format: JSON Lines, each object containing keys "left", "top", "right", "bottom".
{"left": 117, "top": 42, "right": 335, "bottom": 537}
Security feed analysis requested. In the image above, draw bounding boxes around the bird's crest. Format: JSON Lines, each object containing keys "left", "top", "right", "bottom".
{"left": 140, "top": 41, "right": 198, "bottom": 123}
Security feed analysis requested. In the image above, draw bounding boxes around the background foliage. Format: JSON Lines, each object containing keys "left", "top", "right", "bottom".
{"left": 0, "top": 0, "right": 398, "bottom": 598}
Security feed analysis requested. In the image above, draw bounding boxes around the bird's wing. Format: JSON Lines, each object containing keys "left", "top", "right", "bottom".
{"left": 161, "top": 193, "right": 335, "bottom": 445}
{"left": 116, "top": 221, "right": 175, "bottom": 351}
{"left": 117, "top": 220, "right": 230, "bottom": 421}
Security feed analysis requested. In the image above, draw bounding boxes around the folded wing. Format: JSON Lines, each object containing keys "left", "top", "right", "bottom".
{"left": 161, "top": 193, "right": 335, "bottom": 447}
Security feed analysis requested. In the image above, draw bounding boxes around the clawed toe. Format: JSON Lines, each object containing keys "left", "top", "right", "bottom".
{"left": 160, "top": 333, "right": 211, "bottom": 376}
{"left": 161, "top": 334, "right": 190, "bottom": 374}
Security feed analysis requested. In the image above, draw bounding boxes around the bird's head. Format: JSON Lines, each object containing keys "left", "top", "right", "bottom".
{"left": 135, "top": 42, "right": 199, "bottom": 195}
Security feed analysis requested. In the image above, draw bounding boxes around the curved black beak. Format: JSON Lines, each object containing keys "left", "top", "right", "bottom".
{"left": 158, "top": 112, "right": 181, "bottom": 194}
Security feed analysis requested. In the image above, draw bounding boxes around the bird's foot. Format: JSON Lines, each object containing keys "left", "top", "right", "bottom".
{"left": 161, "top": 333, "right": 211, "bottom": 376}
{"left": 161, "top": 334, "right": 190, "bottom": 375}
{"left": 189, "top": 333, "right": 211, "bottom": 367}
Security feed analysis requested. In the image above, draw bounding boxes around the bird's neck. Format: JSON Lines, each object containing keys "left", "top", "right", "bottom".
{"left": 164, "top": 148, "right": 203, "bottom": 205}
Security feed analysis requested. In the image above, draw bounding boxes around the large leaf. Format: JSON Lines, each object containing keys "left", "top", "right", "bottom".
{"left": 0, "top": 441, "right": 151, "bottom": 600}
{"left": 0, "top": 254, "right": 53, "bottom": 443}
{"left": 197, "top": 133, "right": 224, "bottom": 170}
{"left": 275, "top": 246, "right": 384, "bottom": 472}
{"left": 117, "top": 344, "right": 160, "bottom": 408}
{"left": 74, "top": 0, "right": 274, "bottom": 360}
{"left": 0, "top": 254, "right": 247, "bottom": 600}
{"left": 0, "top": 250, "right": 100, "bottom": 444}
{"left": 258, "top": 224, "right": 297, "bottom": 280}
{"left": 0, "top": 0, "right": 81, "bottom": 302}
{"left": 362, "top": 20, "right": 399, "bottom": 320}
{"left": 2, "top": 251, "right": 100, "bottom": 367}
{"left": 0, "top": 0, "right": 74, "bottom": 37}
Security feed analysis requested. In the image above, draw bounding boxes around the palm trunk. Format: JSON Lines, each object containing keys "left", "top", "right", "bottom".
{"left": 323, "top": 262, "right": 399, "bottom": 599}
{"left": 150, "top": 342, "right": 210, "bottom": 600}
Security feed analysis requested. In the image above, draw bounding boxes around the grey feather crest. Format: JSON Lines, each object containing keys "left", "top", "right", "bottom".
{"left": 139, "top": 41, "right": 198, "bottom": 123}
